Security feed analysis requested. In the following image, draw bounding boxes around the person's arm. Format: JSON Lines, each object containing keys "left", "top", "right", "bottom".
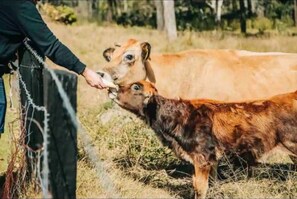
{"left": 14, "top": 1, "right": 105, "bottom": 89}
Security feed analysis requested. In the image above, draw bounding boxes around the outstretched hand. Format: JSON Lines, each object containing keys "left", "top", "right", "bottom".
{"left": 82, "top": 68, "right": 106, "bottom": 89}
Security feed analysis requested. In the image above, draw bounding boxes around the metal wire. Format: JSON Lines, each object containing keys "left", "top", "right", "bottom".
{"left": 17, "top": 69, "right": 50, "bottom": 198}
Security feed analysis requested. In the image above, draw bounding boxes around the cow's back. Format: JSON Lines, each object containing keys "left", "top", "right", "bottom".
{"left": 150, "top": 49, "right": 297, "bottom": 101}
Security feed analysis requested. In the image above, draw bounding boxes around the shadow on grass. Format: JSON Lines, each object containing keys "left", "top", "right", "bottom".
{"left": 117, "top": 157, "right": 297, "bottom": 199}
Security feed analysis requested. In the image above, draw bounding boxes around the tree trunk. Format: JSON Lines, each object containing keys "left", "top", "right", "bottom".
{"left": 123, "top": 0, "right": 128, "bottom": 12}
{"left": 155, "top": 0, "right": 164, "bottom": 31}
{"left": 215, "top": 0, "right": 223, "bottom": 23}
{"left": 91, "top": 0, "right": 98, "bottom": 18}
{"left": 72, "top": 0, "right": 78, "bottom": 7}
{"left": 207, "top": 0, "right": 223, "bottom": 25}
{"left": 208, "top": 0, "right": 216, "bottom": 10}
{"left": 247, "top": 0, "right": 255, "bottom": 15}
{"left": 114, "top": 0, "right": 121, "bottom": 17}
{"left": 163, "top": 0, "right": 177, "bottom": 41}
{"left": 239, "top": 0, "right": 246, "bottom": 34}
{"left": 106, "top": 0, "right": 114, "bottom": 22}
{"left": 77, "top": 0, "right": 92, "bottom": 19}
{"left": 294, "top": 0, "right": 297, "bottom": 27}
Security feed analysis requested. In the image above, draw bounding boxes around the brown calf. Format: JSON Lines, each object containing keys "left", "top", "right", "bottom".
{"left": 110, "top": 80, "right": 297, "bottom": 198}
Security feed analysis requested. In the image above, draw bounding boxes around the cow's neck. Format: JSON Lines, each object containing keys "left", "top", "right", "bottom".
{"left": 143, "top": 95, "right": 197, "bottom": 151}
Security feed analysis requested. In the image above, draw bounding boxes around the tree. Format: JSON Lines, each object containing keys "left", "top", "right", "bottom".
{"left": 294, "top": 0, "right": 297, "bottom": 27}
{"left": 91, "top": 0, "right": 98, "bottom": 18}
{"left": 106, "top": 0, "right": 114, "bottom": 22}
{"left": 216, "top": 0, "right": 223, "bottom": 23}
{"left": 239, "top": 0, "right": 247, "bottom": 34}
{"left": 205, "top": 0, "right": 224, "bottom": 24}
{"left": 155, "top": 0, "right": 164, "bottom": 31}
{"left": 247, "top": 0, "right": 255, "bottom": 15}
{"left": 77, "top": 0, "right": 92, "bottom": 19}
{"left": 163, "top": 0, "right": 177, "bottom": 41}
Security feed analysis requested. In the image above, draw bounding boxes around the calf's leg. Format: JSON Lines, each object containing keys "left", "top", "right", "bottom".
{"left": 209, "top": 162, "right": 218, "bottom": 185}
{"left": 281, "top": 141, "right": 297, "bottom": 160}
{"left": 193, "top": 164, "right": 211, "bottom": 199}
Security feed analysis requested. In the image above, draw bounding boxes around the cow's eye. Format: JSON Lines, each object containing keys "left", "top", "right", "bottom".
{"left": 125, "top": 54, "right": 134, "bottom": 61}
{"left": 131, "top": 84, "right": 141, "bottom": 91}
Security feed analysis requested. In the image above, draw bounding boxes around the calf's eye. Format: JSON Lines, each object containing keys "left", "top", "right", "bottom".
{"left": 131, "top": 84, "right": 141, "bottom": 91}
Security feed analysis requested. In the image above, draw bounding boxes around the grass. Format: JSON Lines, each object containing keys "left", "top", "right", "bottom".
{"left": 0, "top": 130, "right": 10, "bottom": 173}
{"left": 0, "top": 76, "right": 19, "bottom": 173}
{"left": 1, "top": 19, "right": 297, "bottom": 198}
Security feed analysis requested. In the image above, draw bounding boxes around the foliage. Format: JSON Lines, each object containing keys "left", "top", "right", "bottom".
{"left": 41, "top": 3, "right": 77, "bottom": 25}
{"left": 253, "top": 17, "right": 274, "bottom": 33}
{"left": 265, "top": 0, "right": 294, "bottom": 20}
{"left": 174, "top": 0, "right": 216, "bottom": 31}
{"left": 115, "top": 1, "right": 156, "bottom": 28}
{"left": 41, "top": 0, "right": 297, "bottom": 33}
{"left": 114, "top": 0, "right": 218, "bottom": 31}
{"left": 110, "top": 0, "right": 295, "bottom": 32}
{"left": 264, "top": 0, "right": 295, "bottom": 29}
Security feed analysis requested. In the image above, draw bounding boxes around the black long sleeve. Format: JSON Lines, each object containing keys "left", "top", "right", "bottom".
{"left": 0, "top": 0, "right": 86, "bottom": 74}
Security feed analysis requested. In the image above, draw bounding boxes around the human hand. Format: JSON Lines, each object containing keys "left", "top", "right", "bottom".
{"left": 82, "top": 68, "right": 107, "bottom": 89}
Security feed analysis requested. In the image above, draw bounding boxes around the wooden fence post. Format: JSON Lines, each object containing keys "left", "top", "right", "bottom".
{"left": 18, "top": 45, "right": 45, "bottom": 152}
{"left": 43, "top": 69, "right": 77, "bottom": 199}
{"left": 18, "top": 43, "right": 78, "bottom": 199}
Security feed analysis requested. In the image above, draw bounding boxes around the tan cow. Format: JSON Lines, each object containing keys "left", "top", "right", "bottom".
{"left": 100, "top": 39, "right": 297, "bottom": 101}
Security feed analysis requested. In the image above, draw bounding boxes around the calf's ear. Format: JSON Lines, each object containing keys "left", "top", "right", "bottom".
{"left": 103, "top": 48, "right": 115, "bottom": 62}
{"left": 140, "top": 42, "right": 151, "bottom": 61}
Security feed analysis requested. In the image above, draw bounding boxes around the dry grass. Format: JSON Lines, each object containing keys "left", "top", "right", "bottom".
{"left": 6, "top": 19, "right": 297, "bottom": 198}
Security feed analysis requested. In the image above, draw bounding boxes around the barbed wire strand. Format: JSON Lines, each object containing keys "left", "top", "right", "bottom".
{"left": 17, "top": 70, "right": 50, "bottom": 198}
{"left": 23, "top": 39, "right": 120, "bottom": 198}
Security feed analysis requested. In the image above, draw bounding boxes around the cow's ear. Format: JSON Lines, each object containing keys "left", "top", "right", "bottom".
{"left": 144, "top": 61, "right": 156, "bottom": 83}
{"left": 140, "top": 42, "right": 151, "bottom": 61}
{"left": 103, "top": 48, "right": 115, "bottom": 62}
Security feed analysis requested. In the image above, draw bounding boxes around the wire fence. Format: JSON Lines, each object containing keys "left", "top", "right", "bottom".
{"left": 18, "top": 70, "right": 50, "bottom": 198}
{"left": 3, "top": 39, "right": 120, "bottom": 198}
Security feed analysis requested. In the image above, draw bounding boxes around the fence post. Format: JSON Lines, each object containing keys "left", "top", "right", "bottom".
{"left": 18, "top": 43, "right": 78, "bottom": 199}
{"left": 43, "top": 69, "right": 78, "bottom": 199}
{"left": 18, "top": 44, "right": 45, "bottom": 151}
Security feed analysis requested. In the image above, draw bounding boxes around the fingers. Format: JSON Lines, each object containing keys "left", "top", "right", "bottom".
{"left": 93, "top": 83, "right": 104, "bottom": 90}
{"left": 82, "top": 68, "right": 107, "bottom": 89}
{"left": 88, "top": 80, "right": 106, "bottom": 89}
